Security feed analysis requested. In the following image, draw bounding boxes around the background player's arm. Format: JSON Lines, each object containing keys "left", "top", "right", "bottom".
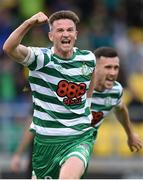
{"left": 113, "top": 103, "right": 142, "bottom": 152}
{"left": 10, "top": 118, "right": 34, "bottom": 172}
{"left": 87, "top": 70, "right": 96, "bottom": 98}
{"left": 3, "top": 12, "right": 48, "bottom": 63}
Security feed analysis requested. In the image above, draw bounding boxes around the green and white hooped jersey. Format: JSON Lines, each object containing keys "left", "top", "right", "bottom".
{"left": 91, "top": 81, "right": 123, "bottom": 129}
{"left": 22, "top": 47, "right": 96, "bottom": 143}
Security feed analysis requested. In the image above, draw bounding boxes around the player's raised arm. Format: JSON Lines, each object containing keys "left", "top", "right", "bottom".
{"left": 3, "top": 12, "right": 48, "bottom": 63}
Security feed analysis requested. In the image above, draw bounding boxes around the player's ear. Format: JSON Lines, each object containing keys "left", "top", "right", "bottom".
{"left": 48, "top": 32, "right": 53, "bottom": 42}
{"left": 75, "top": 31, "right": 78, "bottom": 40}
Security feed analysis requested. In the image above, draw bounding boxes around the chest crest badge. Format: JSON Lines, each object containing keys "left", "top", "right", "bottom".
{"left": 104, "top": 97, "right": 112, "bottom": 107}
{"left": 81, "top": 64, "right": 92, "bottom": 76}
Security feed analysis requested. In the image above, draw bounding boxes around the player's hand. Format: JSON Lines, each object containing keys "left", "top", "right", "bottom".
{"left": 27, "top": 12, "right": 48, "bottom": 26}
{"left": 10, "top": 154, "right": 21, "bottom": 172}
{"left": 127, "top": 133, "right": 143, "bottom": 152}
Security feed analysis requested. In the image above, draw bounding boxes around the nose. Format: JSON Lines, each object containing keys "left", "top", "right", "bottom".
{"left": 110, "top": 68, "right": 117, "bottom": 76}
{"left": 62, "top": 30, "right": 69, "bottom": 37}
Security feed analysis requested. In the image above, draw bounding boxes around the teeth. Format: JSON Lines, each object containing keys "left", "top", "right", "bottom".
{"left": 61, "top": 40, "right": 70, "bottom": 44}
{"left": 107, "top": 78, "right": 114, "bottom": 80}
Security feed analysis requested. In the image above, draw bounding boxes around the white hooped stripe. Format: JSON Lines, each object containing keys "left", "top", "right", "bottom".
{"left": 34, "top": 110, "right": 92, "bottom": 126}
{"left": 30, "top": 124, "right": 92, "bottom": 136}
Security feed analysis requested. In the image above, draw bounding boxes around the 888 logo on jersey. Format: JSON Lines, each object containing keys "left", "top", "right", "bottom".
{"left": 56, "top": 80, "right": 86, "bottom": 105}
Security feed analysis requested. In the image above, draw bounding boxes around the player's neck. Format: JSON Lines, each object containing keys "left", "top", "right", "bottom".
{"left": 53, "top": 47, "right": 74, "bottom": 60}
{"left": 94, "top": 82, "right": 104, "bottom": 92}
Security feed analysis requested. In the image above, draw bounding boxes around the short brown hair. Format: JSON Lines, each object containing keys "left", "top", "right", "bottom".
{"left": 48, "top": 10, "right": 80, "bottom": 28}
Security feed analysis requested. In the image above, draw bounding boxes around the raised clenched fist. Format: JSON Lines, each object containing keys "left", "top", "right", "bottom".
{"left": 27, "top": 12, "right": 48, "bottom": 26}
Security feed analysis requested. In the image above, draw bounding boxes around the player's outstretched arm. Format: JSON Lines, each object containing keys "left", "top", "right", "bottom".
{"left": 3, "top": 12, "right": 48, "bottom": 63}
{"left": 113, "top": 103, "right": 143, "bottom": 152}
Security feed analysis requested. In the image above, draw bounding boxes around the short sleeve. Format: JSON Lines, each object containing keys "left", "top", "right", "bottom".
{"left": 22, "top": 47, "right": 51, "bottom": 71}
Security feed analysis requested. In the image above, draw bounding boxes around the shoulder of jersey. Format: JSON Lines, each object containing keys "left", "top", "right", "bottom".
{"left": 113, "top": 81, "right": 123, "bottom": 95}
{"left": 40, "top": 47, "right": 51, "bottom": 53}
{"left": 74, "top": 48, "right": 96, "bottom": 63}
{"left": 74, "top": 47, "right": 93, "bottom": 55}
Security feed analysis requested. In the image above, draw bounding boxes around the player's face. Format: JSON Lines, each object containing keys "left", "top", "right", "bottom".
{"left": 48, "top": 19, "right": 77, "bottom": 59}
{"left": 95, "top": 56, "right": 119, "bottom": 91}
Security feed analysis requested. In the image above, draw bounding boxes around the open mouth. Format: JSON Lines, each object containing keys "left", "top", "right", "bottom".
{"left": 61, "top": 39, "right": 71, "bottom": 44}
{"left": 106, "top": 76, "right": 115, "bottom": 82}
{"left": 107, "top": 79, "right": 114, "bottom": 83}
{"left": 107, "top": 79, "right": 114, "bottom": 82}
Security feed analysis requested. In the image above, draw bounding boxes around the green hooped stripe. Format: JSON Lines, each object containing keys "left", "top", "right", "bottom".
{"left": 32, "top": 128, "right": 97, "bottom": 144}
{"left": 33, "top": 116, "right": 90, "bottom": 130}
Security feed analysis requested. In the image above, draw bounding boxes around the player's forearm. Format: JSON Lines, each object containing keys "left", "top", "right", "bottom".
{"left": 15, "top": 131, "right": 34, "bottom": 156}
{"left": 114, "top": 104, "right": 133, "bottom": 137}
{"left": 3, "top": 20, "right": 32, "bottom": 62}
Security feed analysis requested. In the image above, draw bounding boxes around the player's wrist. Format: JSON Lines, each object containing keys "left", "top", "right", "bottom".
{"left": 24, "top": 19, "right": 35, "bottom": 28}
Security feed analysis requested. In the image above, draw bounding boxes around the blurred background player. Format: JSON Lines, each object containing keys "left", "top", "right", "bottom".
{"left": 10, "top": 116, "right": 34, "bottom": 179}
{"left": 87, "top": 47, "right": 142, "bottom": 153}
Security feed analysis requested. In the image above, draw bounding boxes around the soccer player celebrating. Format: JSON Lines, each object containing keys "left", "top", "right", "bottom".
{"left": 3, "top": 11, "right": 96, "bottom": 179}
{"left": 88, "top": 47, "right": 142, "bottom": 153}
